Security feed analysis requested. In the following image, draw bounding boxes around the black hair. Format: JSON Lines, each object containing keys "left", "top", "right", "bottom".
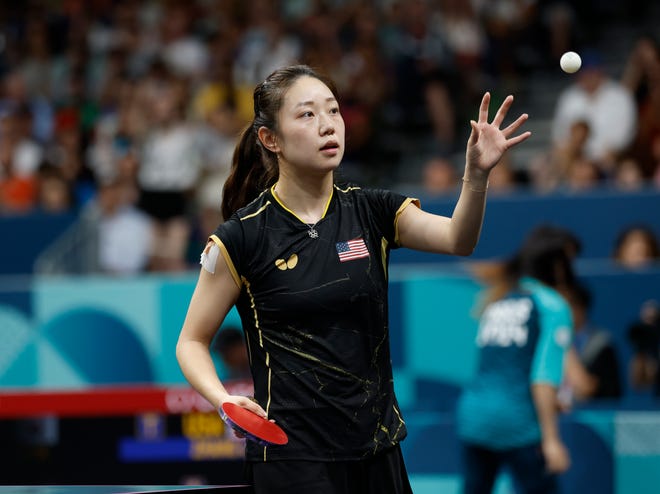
{"left": 523, "top": 224, "right": 582, "bottom": 257}
{"left": 567, "top": 281, "right": 592, "bottom": 310}
{"left": 477, "top": 224, "right": 579, "bottom": 308}
{"left": 507, "top": 224, "right": 579, "bottom": 289}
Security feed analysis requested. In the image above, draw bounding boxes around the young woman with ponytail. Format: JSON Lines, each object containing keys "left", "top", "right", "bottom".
{"left": 176, "top": 64, "right": 531, "bottom": 494}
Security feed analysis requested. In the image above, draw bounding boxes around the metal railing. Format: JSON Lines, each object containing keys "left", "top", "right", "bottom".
{"left": 33, "top": 203, "right": 103, "bottom": 275}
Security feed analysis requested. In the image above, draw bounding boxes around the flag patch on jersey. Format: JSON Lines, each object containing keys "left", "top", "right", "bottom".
{"left": 336, "top": 238, "right": 370, "bottom": 262}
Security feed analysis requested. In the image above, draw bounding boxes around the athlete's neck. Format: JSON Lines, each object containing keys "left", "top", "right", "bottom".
{"left": 272, "top": 176, "right": 333, "bottom": 224}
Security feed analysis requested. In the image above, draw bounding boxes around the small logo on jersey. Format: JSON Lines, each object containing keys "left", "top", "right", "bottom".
{"left": 275, "top": 254, "right": 299, "bottom": 270}
{"left": 336, "top": 238, "right": 369, "bottom": 262}
{"left": 555, "top": 326, "right": 571, "bottom": 348}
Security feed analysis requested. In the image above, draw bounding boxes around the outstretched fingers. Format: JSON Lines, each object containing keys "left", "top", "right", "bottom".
{"left": 472, "top": 91, "right": 531, "bottom": 152}
{"left": 502, "top": 113, "right": 530, "bottom": 137}
{"left": 505, "top": 129, "right": 532, "bottom": 149}
{"left": 491, "top": 94, "right": 514, "bottom": 128}
{"left": 502, "top": 112, "right": 532, "bottom": 148}
{"left": 478, "top": 92, "right": 491, "bottom": 124}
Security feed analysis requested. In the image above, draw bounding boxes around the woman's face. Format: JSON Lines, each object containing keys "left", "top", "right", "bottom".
{"left": 270, "top": 76, "right": 345, "bottom": 176}
{"left": 618, "top": 230, "right": 655, "bottom": 268}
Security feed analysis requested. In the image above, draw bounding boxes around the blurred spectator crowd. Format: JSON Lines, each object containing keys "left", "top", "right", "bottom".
{"left": 0, "top": 0, "right": 659, "bottom": 274}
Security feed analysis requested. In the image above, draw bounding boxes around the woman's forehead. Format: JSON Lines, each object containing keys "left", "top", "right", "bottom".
{"left": 283, "top": 76, "right": 335, "bottom": 107}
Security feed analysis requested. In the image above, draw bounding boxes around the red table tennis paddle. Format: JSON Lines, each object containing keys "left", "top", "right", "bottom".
{"left": 219, "top": 402, "right": 288, "bottom": 446}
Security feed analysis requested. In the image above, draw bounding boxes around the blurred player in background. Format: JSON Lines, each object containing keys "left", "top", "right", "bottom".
{"left": 176, "top": 63, "right": 531, "bottom": 494}
{"left": 458, "top": 226, "right": 576, "bottom": 494}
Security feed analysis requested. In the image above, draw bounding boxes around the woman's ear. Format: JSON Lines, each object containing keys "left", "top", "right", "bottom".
{"left": 258, "top": 126, "right": 280, "bottom": 153}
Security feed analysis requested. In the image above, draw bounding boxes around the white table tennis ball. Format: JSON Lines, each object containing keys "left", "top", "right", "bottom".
{"left": 560, "top": 51, "right": 582, "bottom": 74}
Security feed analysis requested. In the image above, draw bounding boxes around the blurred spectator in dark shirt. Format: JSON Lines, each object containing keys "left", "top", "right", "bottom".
{"left": 35, "top": 162, "right": 74, "bottom": 214}
{"left": 627, "top": 300, "right": 660, "bottom": 394}
{"left": 421, "top": 75, "right": 460, "bottom": 157}
{"left": 621, "top": 34, "right": 660, "bottom": 181}
{"left": 563, "top": 282, "right": 622, "bottom": 402}
{"left": 211, "top": 326, "right": 251, "bottom": 382}
{"left": 1, "top": 68, "right": 55, "bottom": 145}
{"left": 382, "top": 0, "right": 453, "bottom": 135}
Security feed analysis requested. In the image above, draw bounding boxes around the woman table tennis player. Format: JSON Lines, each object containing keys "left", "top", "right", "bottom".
{"left": 176, "top": 64, "right": 530, "bottom": 494}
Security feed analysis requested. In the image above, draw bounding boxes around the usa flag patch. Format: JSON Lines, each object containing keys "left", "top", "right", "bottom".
{"left": 336, "top": 238, "right": 370, "bottom": 262}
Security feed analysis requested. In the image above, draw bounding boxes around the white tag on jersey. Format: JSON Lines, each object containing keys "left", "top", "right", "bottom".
{"left": 200, "top": 243, "right": 220, "bottom": 274}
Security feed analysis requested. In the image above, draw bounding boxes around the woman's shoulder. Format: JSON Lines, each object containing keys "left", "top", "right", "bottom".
{"left": 521, "top": 278, "right": 568, "bottom": 312}
{"left": 230, "top": 188, "right": 274, "bottom": 220}
{"left": 213, "top": 189, "right": 273, "bottom": 237}
{"left": 333, "top": 182, "right": 410, "bottom": 202}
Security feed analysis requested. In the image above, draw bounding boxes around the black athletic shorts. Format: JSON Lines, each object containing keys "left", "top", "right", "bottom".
{"left": 137, "top": 189, "right": 189, "bottom": 221}
{"left": 246, "top": 444, "right": 413, "bottom": 494}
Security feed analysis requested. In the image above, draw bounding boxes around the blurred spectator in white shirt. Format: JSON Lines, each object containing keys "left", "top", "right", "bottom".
{"left": 136, "top": 75, "right": 202, "bottom": 272}
{"left": 551, "top": 50, "right": 637, "bottom": 175}
{"left": 96, "top": 177, "right": 152, "bottom": 276}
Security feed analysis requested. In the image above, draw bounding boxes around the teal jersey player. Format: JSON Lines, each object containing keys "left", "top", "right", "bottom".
{"left": 456, "top": 225, "right": 578, "bottom": 494}
{"left": 457, "top": 277, "right": 573, "bottom": 449}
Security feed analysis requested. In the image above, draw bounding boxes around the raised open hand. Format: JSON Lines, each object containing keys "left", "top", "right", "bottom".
{"left": 466, "top": 92, "right": 531, "bottom": 174}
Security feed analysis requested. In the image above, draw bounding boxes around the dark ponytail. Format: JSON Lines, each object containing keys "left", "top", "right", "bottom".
{"left": 220, "top": 64, "right": 338, "bottom": 220}
{"left": 221, "top": 125, "right": 277, "bottom": 220}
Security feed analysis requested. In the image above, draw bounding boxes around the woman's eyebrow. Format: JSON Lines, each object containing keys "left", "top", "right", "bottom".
{"left": 294, "top": 97, "right": 337, "bottom": 108}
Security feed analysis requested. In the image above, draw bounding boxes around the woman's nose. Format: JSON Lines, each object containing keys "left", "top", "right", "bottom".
{"left": 319, "top": 114, "right": 335, "bottom": 135}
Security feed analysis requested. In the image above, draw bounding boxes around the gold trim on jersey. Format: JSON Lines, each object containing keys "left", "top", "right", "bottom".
{"left": 242, "top": 277, "right": 273, "bottom": 460}
{"left": 334, "top": 184, "right": 361, "bottom": 193}
{"left": 270, "top": 184, "right": 334, "bottom": 224}
{"left": 241, "top": 201, "right": 271, "bottom": 221}
{"left": 394, "top": 197, "right": 420, "bottom": 246}
{"left": 380, "top": 238, "right": 388, "bottom": 279}
{"left": 370, "top": 404, "right": 406, "bottom": 453}
{"left": 390, "top": 404, "right": 406, "bottom": 443}
{"left": 209, "top": 235, "right": 242, "bottom": 288}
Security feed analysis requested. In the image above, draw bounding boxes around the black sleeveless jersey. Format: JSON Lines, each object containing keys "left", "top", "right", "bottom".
{"left": 211, "top": 184, "right": 419, "bottom": 462}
